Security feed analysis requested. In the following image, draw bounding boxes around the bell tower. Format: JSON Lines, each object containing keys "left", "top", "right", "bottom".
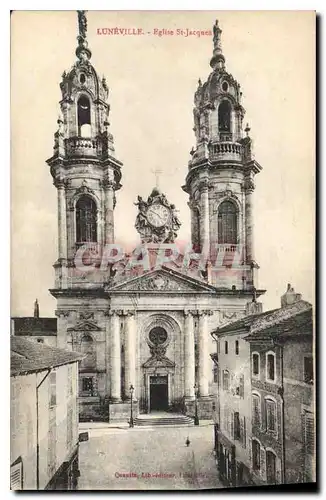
{"left": 183, "top": 20, "right": 262, "bottom": 291}
{"left": 47, "top": 11, "right": 123, "bottom": 290}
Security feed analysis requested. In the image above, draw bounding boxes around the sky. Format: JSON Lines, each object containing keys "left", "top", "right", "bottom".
{"left": 11, "top": 10, "right": 315, "bottom": 317}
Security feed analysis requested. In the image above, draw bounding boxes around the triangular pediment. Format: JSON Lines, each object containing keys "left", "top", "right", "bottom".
{"left": 107, "top": 267, "right": 217, "bottom": 294}
{"left": 67, "top": 320, "right": 102, "bottom": 332}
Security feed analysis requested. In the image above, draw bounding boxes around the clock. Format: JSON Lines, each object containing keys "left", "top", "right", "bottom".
{"left": 146, "top": 204, "right": 170, "bottom": 228}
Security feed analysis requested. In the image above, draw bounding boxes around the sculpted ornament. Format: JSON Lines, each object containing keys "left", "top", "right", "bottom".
{"left": 134, "top": 187, "right": 181, "bottom": 244}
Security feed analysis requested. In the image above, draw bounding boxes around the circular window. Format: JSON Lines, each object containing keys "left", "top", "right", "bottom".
{"left": 222, "top": 81, "right": 228, "bottom": 92}
{"left": 80, "top": 73, "right": 86, "bottom": 84}
{"left": 149, "top": 327, "right": 168, "bottom": 345}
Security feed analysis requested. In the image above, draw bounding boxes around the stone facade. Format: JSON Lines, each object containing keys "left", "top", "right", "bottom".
{"left": 47, "top": 14, "right": 265, "bottom": 422}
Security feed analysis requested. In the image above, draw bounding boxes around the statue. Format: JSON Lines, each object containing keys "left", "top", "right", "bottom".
{"left": 78, "top": 10, "right": 87, "bottom": 39}
{"left": 134, "top": 196, "right": 149, "bottom": 233}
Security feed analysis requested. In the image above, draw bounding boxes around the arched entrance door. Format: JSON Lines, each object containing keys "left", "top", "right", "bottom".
{"left": 141, "top": 315, "right": 178, "bottom": 413}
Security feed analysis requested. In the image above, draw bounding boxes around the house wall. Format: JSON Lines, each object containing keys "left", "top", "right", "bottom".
{"left": 283, "top": 339, "right": 315, "bottom": 483}
{"left": 38, "top": 362, "right": 79, "bottom": 489}
{"left": 216, "top": 331, "right": 252, "bottom": 485}
{"left": 11, "top": 362, "right": 79, "bottom": 490}
{"left": 11, "top": 373, "right": 38, "bottom": 490}
{"left": 249, "top": 342, "right": 283, "bottom": 485}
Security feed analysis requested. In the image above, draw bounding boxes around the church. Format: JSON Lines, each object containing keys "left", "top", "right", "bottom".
{"left": 46, "top": 12, "right": 265, "bottom": 422}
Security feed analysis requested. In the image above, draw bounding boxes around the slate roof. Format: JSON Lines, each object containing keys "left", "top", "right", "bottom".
{"left": 11, "top": 317, "right": 57, "bottom": 337}
{"left": 11, "top": 337, "right": 83, "bottom": 376}
{"left": 245, "top": 308, "right": 313, "bottom": 342}
{"left": 211, "top": 300, "right": 312, "bottom": 338}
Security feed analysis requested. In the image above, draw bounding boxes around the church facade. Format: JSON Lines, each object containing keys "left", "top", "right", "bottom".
{"left": 47, "top": 12, "right": 265, "bottom": 422}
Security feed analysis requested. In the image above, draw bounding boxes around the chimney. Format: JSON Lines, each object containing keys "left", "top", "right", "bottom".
{"left": 281, "top": 283, "right": 302, "bottom": 308}
{"left": 245, "top": 287, "right": 263, "bottom": 316}
{"left": 34, "top": 299, "right": 40, "bottom": 318}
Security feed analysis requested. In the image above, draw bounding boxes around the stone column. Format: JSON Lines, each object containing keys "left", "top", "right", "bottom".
{"left": 124, "top": 311, "right": 136, "bottom": 399}
{"left": 57, "top": 181, "right": 67, "bottom": 260}
{"left": 104, "top": 180, "right": 115, "bottom": 244}
{"left": 198, "top": 311, "right": 210, "bottom": 397}
{"left": 245, "top": 177, "right": 255, "bottom": 263}
{"left": 184, "top": 311, "right": 195, "bottom": 399}
{"left": 109, "top": 311, "right": 121, "bottom": 401}
{"left": 199, "top": 178, "right": 210, "bottom": 259}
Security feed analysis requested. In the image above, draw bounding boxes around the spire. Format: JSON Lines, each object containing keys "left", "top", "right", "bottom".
{"left": 210, "top": 20, "right": 225, "bottom": 71}
{"left": 34, "top": 299, "right": 39, "bottom": 318}
{"left": 76, "top": 10, "right": 92, "bottom": 62}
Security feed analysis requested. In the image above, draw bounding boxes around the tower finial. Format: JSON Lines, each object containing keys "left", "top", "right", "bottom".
{"left": 210, "top": 19, "right": 225, "bottom": 71}
{"left": 76, "top": 11, "right": 92, "bottom": 62}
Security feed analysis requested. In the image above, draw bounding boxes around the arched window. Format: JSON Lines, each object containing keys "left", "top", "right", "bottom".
{"left": 252, "top": 352, "right": 260, "bottom": 377}
{"left": 265, "top": 397, "right": 277, "bottom": 432}
{"left": 77, "top": 95, "right": 91, "bottom": 137}
{"left": 252, "top": 393, "right": 261, "bottom": 426}
{"left": 76, "top": 195, "right": 97, "bottom": 243}
{"left": 222, "top": 370, "right": 230, "bottom": 391}
{"left": 218, "top": 100, "right": 231, "bottom": 132}
{"left": 80, "top": 334, "right": 96, "bottom": 369}
{"left": 266, "top": 450, "right": 277, "bottom": 484}
{"left": 252, "top": 439, "right": 261, "bottom": 471}
{"left": 266, "top": 351, "right": 276, "bottom": 382}
{"left": 218, "top": 201, "right": 237, "bottom": 244}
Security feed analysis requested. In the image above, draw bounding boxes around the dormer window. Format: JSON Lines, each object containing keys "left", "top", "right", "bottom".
{"left": 80, "top": 73, "right": 86, "bottom": 84}
{"left": 77, "top": 95, "right": 91, "bottom": 137}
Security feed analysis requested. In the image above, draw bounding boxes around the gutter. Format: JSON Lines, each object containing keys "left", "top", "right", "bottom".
{"left": 36, "top": 369, "right": 51, "bottom": 490}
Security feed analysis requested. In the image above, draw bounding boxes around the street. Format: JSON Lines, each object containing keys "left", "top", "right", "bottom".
{"left": 78, "top": 423, "right": 223, "bottom": 490}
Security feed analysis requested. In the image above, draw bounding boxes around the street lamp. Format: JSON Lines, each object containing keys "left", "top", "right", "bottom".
{"left": 194, "top": 384, "right": 199, "bottom": 426}
{"left": 129, "top": 384, "right": 134, "bottom": 428}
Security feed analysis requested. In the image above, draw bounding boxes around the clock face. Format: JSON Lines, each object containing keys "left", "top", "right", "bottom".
{"left": 146, "top": 204, "right": 170, "bottom": 228}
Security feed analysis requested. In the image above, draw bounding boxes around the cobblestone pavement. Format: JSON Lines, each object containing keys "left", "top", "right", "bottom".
{"left": 78, "top": 423, "right": 223, "bottom": 490}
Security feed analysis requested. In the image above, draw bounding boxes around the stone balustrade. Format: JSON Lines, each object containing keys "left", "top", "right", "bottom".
{"left": 65, "top": 137, "right": 104, "bottom": 158}
{"left": 209, "top": 141, "right": 243, "bottom": 161}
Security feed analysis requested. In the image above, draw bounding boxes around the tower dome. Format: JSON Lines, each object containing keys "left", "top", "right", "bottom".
{"left": 183, "top": 20, "right": 263, "bottom": 291}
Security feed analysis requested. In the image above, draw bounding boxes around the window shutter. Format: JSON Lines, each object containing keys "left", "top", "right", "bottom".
{"left": 276, "top": 456, "right": 282, "bottom": 484}
{"left": 230, "top": 411, "right": 234, "bottom": 439}
{"left": 239, "top": 375, "right": 244, "bottom": 398}
{"left": 10, "top": 460, "right": 23, "bottom": 490}
{"left": 304, "top": 411, "right": 314, "bottom": 455}
{"left": 248, "top": 437, "right": 252, "bottom": 465}
{"left": 260, "top": 447, "right": 266, "bottom": 481}
{"left": 223, "top": 407, "right": 227, "bottom": 432}
{"left": 241, "top": 417, "right": 246, "bottom": 447}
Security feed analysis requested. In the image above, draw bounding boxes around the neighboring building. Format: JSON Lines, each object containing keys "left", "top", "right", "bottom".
{"left": 245, "top": 285, "right": 314, "bottom": 485}
{"left": 10, "top": 337, "right": 83, "bottom": 490}
{"left": 11, "top": 299, "right": 57, "bottom": 347}
{"left": 45, "top": 12, "right": 265, "bottom": 422}
{"left": 211, "top": 285, "right": 315, "bottom": 487}
{"left": 211, "top": 296, "right": 263, "bottom": 487}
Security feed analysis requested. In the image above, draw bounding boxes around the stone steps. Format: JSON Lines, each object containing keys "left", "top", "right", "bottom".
{"left": 134, "top": 415, "right": 194, "bottom": 427}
